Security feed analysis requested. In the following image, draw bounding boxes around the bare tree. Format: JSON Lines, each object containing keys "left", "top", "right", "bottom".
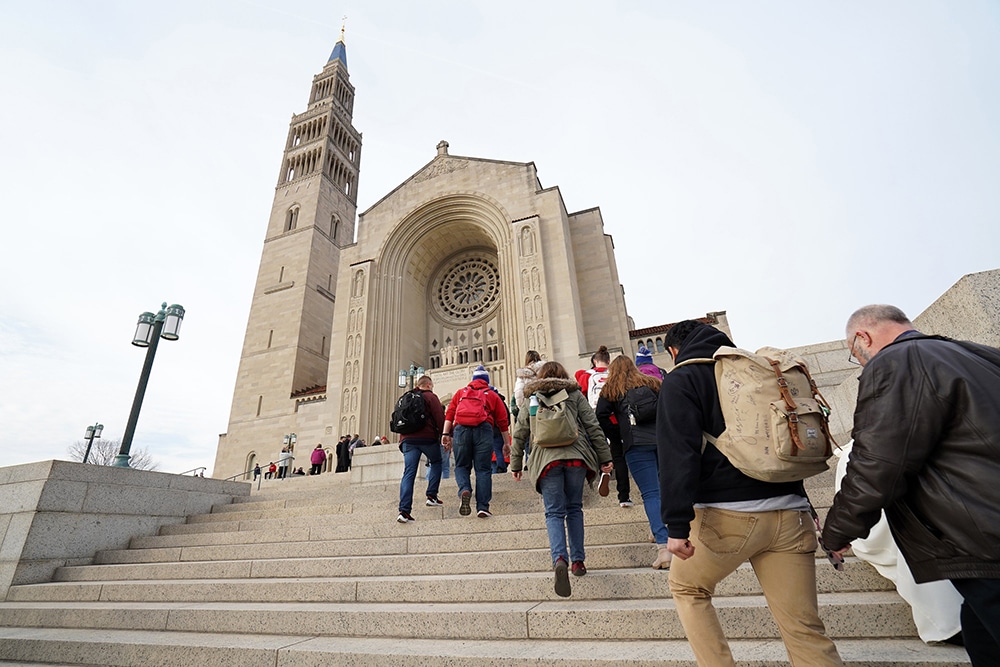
{"left": 67, "top": 438, "right": 160, "bottom": 471}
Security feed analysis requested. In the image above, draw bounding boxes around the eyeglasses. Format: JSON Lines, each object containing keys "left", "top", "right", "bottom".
{"left": 847, "top": 333, "right": 861, "bottom": 366}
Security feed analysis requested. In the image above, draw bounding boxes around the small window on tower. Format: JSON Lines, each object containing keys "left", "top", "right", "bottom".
{"left": 286, "top": 207, "right": 299, "bottom": 232}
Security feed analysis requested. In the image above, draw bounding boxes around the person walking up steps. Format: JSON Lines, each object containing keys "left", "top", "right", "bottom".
{"left": 596, "top": 355, "right": 671, "bottom": 569}
{"left": 576, "top": 346, "right": 632, "bottom": 507}
{"left": 395, "top": 375, "right": 446, "bottom": 523}
{"left": 442, "top": 365, "right": 510, "bottom": 518}
{"left": 511, "top": 361, "right": 614, "bottom": 597}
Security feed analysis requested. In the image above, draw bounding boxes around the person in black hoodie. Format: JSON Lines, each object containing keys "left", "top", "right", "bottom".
{"left": 657, "top": 320, "right": 842, "bottom": 667}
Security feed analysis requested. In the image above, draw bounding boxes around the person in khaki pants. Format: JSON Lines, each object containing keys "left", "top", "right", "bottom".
{"left": 656, "top": 320, "right": 842, "bottom": 667}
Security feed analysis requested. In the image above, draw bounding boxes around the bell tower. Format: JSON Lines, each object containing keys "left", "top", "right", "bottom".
{"left": 216, "top": 31, "right": 362, "bottom": 477}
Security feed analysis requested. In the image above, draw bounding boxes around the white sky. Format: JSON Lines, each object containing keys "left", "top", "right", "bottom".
{"left": 1, "top": 1, "right": 998, "bottom": 474}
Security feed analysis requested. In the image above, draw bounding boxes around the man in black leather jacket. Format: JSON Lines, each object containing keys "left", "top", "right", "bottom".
{"left": 823, "top": 304, "right": 1000, "bottom": 666}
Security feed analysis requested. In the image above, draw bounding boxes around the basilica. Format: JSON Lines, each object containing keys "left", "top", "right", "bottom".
{"left": 213, "top": 34, "right": 727, "bottom": 478}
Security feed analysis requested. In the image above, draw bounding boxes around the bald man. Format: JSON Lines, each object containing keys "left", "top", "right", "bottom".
{"left": 823, "top": 304, "right": 1000, "bottom": 666}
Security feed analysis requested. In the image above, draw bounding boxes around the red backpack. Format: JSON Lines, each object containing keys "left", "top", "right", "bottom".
{"left": 454, "top": 386, "right": 490, "bottom": 426}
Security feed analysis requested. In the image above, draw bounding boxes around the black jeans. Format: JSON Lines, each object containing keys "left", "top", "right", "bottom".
{"left": 951, "top": 577, "right": 1000, "bottom": 667}
{"left": 607, "top": 438, "right": 631, "bottom": 502}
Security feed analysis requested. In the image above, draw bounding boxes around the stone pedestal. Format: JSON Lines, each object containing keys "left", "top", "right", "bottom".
{"left": 0, "top": 460, "right": 248, "bottom": 599}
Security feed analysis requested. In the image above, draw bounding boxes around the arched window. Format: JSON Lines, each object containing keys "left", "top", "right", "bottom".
{"left": 656, "top": 338, "right": 664, "bottom": 353}
{"left": 285, "top": 206, "right": 299, "bottom": 231}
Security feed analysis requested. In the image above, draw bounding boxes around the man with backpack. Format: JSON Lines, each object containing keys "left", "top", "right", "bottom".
{"left": 656, "top": 320, "right": 843, "bottom": 667}
{"left": 393, "top": 375, "right": 446, "bottom": 523}
{"left": 823, "top": 305, "right": 1000, "bottom": 666}
{"left": 441, "top": 365, "right": 510, "bottom": 518}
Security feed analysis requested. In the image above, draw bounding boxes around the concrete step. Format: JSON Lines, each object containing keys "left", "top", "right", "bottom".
{"left": 101, "top": 522, "right": 649, "bottom": 565}
{"left": 8, "top": 559, "right": 892, "bottom": 604}
{"left": 51, "top": 543, "right": 654, "bottom": 582}
{"left": 156, "top": 501, "right": 650, "bottom": 537}
{"left": 218, "top": 477, "right": 840, "bottom": 515}
{"left": 134, "top": 508, "right": 650, "bottom": 548}
{"left": 0, "top": 628, "right": 969, "bottom": 667}
{"left": 0, "top": 591, "right": 919, "bottom": 640}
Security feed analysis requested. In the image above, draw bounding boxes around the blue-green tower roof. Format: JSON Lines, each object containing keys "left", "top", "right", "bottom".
{"left": 328, "top": 39, "right": 347, "bottom": 68}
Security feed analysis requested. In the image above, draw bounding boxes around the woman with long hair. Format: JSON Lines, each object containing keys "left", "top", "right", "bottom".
{"left": 510, "top": 361, "right": 614, "bottom": 597}
{"left": 596, "top": 356, "right": 671, "bottom": 569}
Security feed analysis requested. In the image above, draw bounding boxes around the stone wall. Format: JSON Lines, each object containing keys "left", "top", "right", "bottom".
{"left": 0, "top": 460, "right": 248, "bottom": 599}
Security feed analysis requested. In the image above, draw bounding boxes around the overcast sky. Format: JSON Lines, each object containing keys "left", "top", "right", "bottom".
{"left": 2, "top": 1, "right": 998, "bottom": 474}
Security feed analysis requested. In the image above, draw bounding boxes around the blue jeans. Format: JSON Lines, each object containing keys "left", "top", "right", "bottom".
{"left": 538, "top": 464, "right": 587, "bottom": 565}
{"left": 625, "top": 445, "right": 669, "bottom": 544}
{"left": 398, "top": 439, "right": 442, "bottom": 514}
{"left": 453, "top": 422, "right": 494, "bottom": 512}
{"left": 440, "top": 444, "right": 450, "bottom": 479}
{"left": 491, "top": 428, "right": 507, "bottom": 473}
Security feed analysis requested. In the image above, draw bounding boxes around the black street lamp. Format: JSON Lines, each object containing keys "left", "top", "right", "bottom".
{"left": 82, "top": 422, "right": 104, "bottom": 464}
{"left": 113, "top": 302, "right": 186, "bottom": 468}
{"left": 398, "top": 364, "right": 425, "bottom": 390}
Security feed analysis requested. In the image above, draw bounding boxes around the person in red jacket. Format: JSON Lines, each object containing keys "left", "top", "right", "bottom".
{"left": 442, "top": 366, "right": 510, "bottom": 518}
{"left": 576, "top": 346, "right": 632, "bottom": 507}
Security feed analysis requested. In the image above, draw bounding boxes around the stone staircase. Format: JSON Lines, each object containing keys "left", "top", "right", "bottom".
{"left": 0, "top": 466, "right": 969, "bottom": 666}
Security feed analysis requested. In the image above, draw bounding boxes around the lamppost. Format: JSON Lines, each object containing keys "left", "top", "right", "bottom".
{"left": 82, "top": 422, "right": 104, "bottom": 464}
{"left": 113, "top": 302, "right": 186, "bottom": 468}
{"left": 398, "top": 364, "right": 425, "bottom": 390}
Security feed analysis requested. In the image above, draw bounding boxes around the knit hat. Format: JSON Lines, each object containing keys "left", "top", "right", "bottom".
{"left": 636, "top": 345, "right": 654, "bottom": 366}
{"left": 472, "top": 365, "right": 490, "bottom": 383}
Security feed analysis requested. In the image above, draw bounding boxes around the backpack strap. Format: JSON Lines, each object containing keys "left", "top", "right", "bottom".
{"left": 669, "top": 358, "right": 715, "bottom": 371}
{"left": 537, "top": 389, "right": 569, "bottom": 407}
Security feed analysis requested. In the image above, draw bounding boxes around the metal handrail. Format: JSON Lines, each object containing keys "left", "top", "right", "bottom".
{"left": 178, "top": 466, "right": 207, "bottom": 477}
{"left": 224, "top": 470, "right": 249, "bottom": 481}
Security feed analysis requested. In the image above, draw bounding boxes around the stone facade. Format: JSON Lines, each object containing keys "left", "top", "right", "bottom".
{"left": 215, "top": 42, "right": 639, "bottom": 478}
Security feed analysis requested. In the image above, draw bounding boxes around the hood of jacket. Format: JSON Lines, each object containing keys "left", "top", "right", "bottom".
{"left": 466, "top": 378, "right": 490, "bottom": 391}
{"left": 524, "top": 377, "right": 580, "bottom": 397}
{"left": 516, "top": 361, "right": 544, "bottom": 379}
{"left": 674, "top": 323, "right": 735, "bottom": 363}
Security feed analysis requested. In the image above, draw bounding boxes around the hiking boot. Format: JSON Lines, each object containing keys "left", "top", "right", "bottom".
{"left": 571, "top": 561, "right": 587, "bottom": 576}
{"left": 459, "top": 490, "right": 472, "bottom": 516}
{"left": 652, "top": 545, "right": 672, "bottom": 570}
{"left": 619, "top": 498, "right": 634, "bottom": 507}
{"left": 425, "top": 495, "right": 444, "bottom": 506}
{"left": 477, "top": 509, "right": 493, "bottom": 518}
{"left": 396, "top": 512, "right": 414, "bottom": 523}
{"left": 598, "top": 472, "right": 611, "bottom": 497}
{"left": 554, "top": 557, "right": 571, "bottom": 597}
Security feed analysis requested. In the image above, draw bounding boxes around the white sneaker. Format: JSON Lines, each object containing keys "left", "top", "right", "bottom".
{"left": 396, "top": 512, "right": 415, "bottom": 523}
{"left": 619, "top": 499, "right": 635, "bottom": 508}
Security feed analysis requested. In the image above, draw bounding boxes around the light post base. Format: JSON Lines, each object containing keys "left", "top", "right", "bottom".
{"left": 111, "top": 454, "right": 132, "bottom": 468}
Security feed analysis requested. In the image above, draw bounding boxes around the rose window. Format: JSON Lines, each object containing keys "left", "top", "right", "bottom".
{"left": 434, "top": 257, "right": 500, "bottom": 322}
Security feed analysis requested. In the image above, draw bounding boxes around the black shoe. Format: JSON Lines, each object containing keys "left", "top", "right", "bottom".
{"left": 554, "top": 558, "right": 571, "bottom": 597}
{"left": 396, "top": 512, "right": 414, "bottom": 523}
{"left": 459, "top": 490, "right": 472, "bottom": 516}
{"left": 425, "top": 495, "right": 444, "bottom": 506}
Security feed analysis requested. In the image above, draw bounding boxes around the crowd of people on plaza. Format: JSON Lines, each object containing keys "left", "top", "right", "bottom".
{"left": 386, "top": 304, "right": 999, "bottom": 666}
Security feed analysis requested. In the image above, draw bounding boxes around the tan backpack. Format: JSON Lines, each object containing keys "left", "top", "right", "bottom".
{"left": 674, "top": 346, "right": 836, "bottom": 483}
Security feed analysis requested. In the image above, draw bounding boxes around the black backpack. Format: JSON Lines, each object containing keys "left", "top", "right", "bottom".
{"left": 621, "top": 385, "right": 658, "bottom": 426}
{"left": 389, "top": 390, "right": 429, "bottom": 434}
